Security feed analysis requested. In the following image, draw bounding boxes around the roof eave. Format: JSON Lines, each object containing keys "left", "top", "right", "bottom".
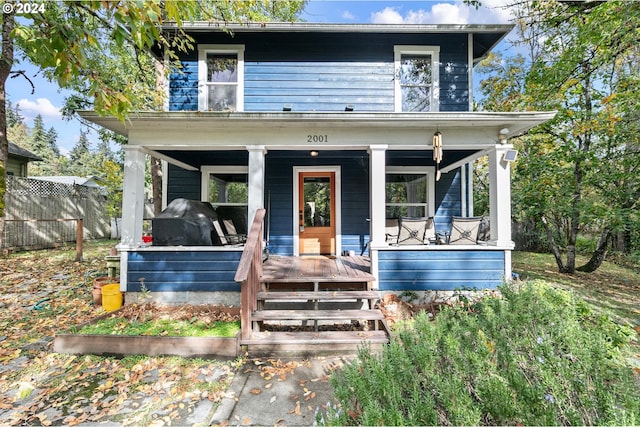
{"left": 79, "top": 110, "right": 556, "bottom": 141}
{"left": 162, "top": 22, "right": 515, "bottom": 34}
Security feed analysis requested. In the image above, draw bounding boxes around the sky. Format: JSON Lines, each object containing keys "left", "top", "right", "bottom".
{"left": 6, "top": 0, "right": 514, "bottom": 156}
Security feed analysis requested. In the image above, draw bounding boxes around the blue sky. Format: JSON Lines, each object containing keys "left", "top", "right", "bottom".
{"left": 7, "top": 0, "right": 513, "bottom": 155}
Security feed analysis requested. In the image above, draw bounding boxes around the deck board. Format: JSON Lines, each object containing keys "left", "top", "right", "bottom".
{"left": 252, "top": 309, "right": 384, "bottom": 321}
{"left": 242, "top": 330, "right": 388, "bottom": 345}
{"left": 256, "top": 290, "right": 379, "bottom": 301}
{"left": 262, "top": 256, "right": 374, "bottom": 283}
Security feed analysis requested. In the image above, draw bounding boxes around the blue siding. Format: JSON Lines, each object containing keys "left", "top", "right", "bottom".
{"left": 245, "top": 62, "right": 394, "bottom": 112}
{"left": 127, "top": 250, "right": 241, "bottom": 292}
{"left": 435, "top": 169, "right": 462, "bottom": 233}
{"left": 169, "top": 59, "right": 198, "bottom": 111}
{"left": 377, "top": 249, "right": 505, "bottom": 291}
{"left": 167, "top": 164, "right": 201, "bottom": 202}
{"left": 170, "top": 32, "right": 470, "bottom": 112}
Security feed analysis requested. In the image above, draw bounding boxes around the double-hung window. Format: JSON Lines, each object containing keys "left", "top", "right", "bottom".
{"left": 385, "top": 167, "right": 435, "bottom": 219}
{"left": 198, "top": 45, "right": 244, "bottom": 111}
{"left": 394, "top": 46, "right": 440, "bottom": 112}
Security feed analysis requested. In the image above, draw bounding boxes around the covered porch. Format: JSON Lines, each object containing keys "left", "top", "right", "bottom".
{"left": 81, "top": 110, "right": 555, "bottom": 296}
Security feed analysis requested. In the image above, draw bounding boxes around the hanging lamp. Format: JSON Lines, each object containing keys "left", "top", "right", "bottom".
{"left": 432, "top": 130, "right": 443, "bottom": 181}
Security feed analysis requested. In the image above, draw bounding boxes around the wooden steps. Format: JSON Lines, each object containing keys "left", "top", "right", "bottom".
{"left": 256, "top": 290, "right": 380, "bottom": 301}
{"left": 252, "top": 309, "right": 386, "bottom": 322}
{"left": 241, "top": 331, "right": 389, "bottom": 357}
{"left": 239, "top": 256, "right": 391, "bottom": 355}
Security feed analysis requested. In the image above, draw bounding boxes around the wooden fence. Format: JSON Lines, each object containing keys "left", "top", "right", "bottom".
{"left": 3, "top": 176, "right": 110, "bottom": 251}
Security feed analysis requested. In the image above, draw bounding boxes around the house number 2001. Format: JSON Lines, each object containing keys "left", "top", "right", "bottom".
{"left": 307, "top": 134, "right": 328, "bottom": 143}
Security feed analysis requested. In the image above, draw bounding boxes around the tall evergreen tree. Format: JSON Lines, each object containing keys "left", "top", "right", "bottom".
{"left": 45, "top": 127, "right": 60, "bottom": 158}
{"left": 68, "top": 131, "right": 92, "bottom": 176}
{"left": 6, "top": 100, "right": 23, "bottom": 128}
{"left": 29, "top": 115, "right": 48, "bottom": 154}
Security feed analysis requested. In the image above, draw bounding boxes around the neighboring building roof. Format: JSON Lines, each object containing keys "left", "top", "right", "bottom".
{"left": 30, "top": 176, "right": 104, "bottom": 188}
{"left": 8, "top": 141, "right": 42, "bottom": 162}
{"left": 163, "top": 22, "right": 514, "bottom": 63}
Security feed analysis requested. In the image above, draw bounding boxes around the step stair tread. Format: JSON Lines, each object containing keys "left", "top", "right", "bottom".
{"left": 256, "top": 291, "right": 379, "bottom": 300}
{"left": 252, "top": 309, "right": 385, "bottom": 321}
{"left": 241, "top": 330, "right": 389, "bottom": 346}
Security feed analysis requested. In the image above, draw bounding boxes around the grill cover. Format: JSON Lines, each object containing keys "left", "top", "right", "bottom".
{"left": 152, "top": 198, "right": 223, "bottom": 246}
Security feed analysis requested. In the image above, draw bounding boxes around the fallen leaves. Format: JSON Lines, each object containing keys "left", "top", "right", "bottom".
{"left": 0, "top": 242, "right": 240, "bottom": 426}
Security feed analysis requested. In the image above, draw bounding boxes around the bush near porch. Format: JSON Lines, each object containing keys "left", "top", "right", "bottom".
{"left": 323, "top": 282, "right": 640, "bottom": 426}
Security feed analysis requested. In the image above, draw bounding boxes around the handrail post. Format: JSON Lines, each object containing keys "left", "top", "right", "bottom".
{"left": 234, "top": 209, "right": 266, "bottom": 340}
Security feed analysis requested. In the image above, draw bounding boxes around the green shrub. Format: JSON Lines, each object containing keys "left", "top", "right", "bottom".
{"left": 322, "top": 282, "right": 640, "bottom": 426}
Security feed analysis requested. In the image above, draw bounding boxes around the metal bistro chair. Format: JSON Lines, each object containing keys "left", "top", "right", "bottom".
{"left": 448, "top": 216, "right": 482, "bottom": 245}
{"left": 397, "top": 217, "right": 436, "bottom": 245}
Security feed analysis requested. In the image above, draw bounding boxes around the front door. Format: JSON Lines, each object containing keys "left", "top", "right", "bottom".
{"left": 298, "top": 171, "right": 336, "bottom": 255}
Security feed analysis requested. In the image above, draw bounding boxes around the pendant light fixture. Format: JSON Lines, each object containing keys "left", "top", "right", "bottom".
{"left": 433, "top": 130, "right": 443, "bottom": 181}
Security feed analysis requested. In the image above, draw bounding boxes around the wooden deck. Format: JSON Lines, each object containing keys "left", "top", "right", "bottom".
{"left": 262, "top": 255, "right": 375, "bottom": 283}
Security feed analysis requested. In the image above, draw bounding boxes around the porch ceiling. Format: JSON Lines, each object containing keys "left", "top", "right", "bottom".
{"left": 155, "top": 149, "right": 479, "bottom": 171}
{"left": 79, "top": 111, "right": 555, "bottom": 155}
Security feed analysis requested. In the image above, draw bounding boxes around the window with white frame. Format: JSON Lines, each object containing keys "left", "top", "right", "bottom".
{"left": 394, "top": 46, "right": 440, "bottom": 112}
{"left": 201, "top": 166, "right": 248, "bottom": 208}
{"left": 198, "top": 45, "right": 244, "bottom": 111}
{"left": 385, "top": 167, "right": 435, "bottom": 219}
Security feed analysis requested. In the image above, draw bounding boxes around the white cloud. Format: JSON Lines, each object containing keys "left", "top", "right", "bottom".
{"left": 370, "top": 1, "right": 513, "bottom": 25}
{"left": 371, "top": 7, "right": 404, "bottom": 24}
{"left": 15, "top": 97, "right": 62, "bottom": 120}
{"left": 341, "top": 10, "right": 356, "bottom": 21}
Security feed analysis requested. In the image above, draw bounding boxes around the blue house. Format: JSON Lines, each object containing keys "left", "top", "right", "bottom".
{"left": 82, "top": 23, "right": 553, "bottom": 349}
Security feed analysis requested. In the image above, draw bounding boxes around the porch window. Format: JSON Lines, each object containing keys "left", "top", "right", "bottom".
{"left": 394, "top": 46, "right": 440, "bottom": 112}
{"left": 385, "top": 167, "right": 435, "bottom": 219}
{"left": 201, "top": 167, "right": 248, "bottom": 208}
{"left": 198, "top": 45, "right": 244, "bottom": 112}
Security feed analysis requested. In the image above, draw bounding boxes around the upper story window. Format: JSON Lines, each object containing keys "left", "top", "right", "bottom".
{"left": 198, "top": 45, "right": 245, "bottom": 112}
{"left": 394, "top": 46, "right": 440, "bottom": 112}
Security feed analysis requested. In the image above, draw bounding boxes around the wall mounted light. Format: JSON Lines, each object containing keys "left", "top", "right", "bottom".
{"left": 345, "top": 104, "right": 354, "bottom": 112}
{"left": 498, "top": 127, "right": 510, "bottom": 143}
{"left": 310, "top": 150, "right": 319, "bottom": 157}
{"left": 283, "top": 104, "right": 292, "bottom": 112}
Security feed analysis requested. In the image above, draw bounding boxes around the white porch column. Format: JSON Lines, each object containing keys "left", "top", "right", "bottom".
{"left": 488, "top": 144, "right": 515, "bottom": 248}
{"left": 369, "top": 145, "right": 388, "bottom": 247}
{"left": 247, "top": 145, "right": 267, "bottom": 226}
{"left": 120, "top": 146, "right": 146, "bottom": 247}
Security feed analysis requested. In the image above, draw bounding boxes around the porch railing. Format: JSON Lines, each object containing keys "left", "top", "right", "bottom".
{"left": 234, "top": 208, "right": 265, "bottom": 340}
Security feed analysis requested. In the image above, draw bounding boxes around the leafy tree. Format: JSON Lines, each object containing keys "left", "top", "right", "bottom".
{"left": 477, "top": 0, "right": 640, "bottom": 273}
{"left": 1, "top": 0, "right": 307, "bottom": 248}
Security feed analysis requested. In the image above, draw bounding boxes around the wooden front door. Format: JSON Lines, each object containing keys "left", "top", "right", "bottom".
{"left": 298, "top": 171, "right": 336, "bottom": 255}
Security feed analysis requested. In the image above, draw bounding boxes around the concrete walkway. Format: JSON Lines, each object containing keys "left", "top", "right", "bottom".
{"left": 211, "top": 355, "right": 353, "bottom": 426}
